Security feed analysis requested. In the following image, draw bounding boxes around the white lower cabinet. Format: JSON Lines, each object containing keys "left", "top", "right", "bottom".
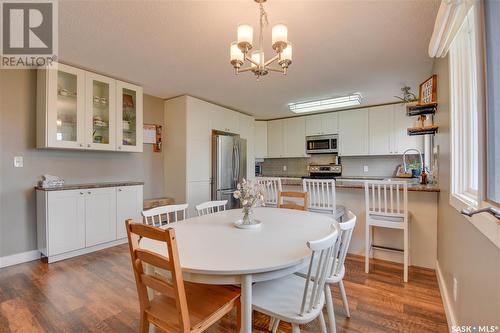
{"left": 37, "top": 184, "right": 143, "bottom": 263}
{"left": 85, "top": 188, "right": 117, "bottom": 247}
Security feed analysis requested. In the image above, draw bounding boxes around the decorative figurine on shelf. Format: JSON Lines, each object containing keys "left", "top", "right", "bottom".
{"left": 233, "top": 179, "right": 265, "bottom": 229}
{"left": 394, "top": 86, "right": 418, "bottom": 103}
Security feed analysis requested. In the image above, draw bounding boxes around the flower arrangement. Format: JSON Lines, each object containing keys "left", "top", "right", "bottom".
{"left": 233, "top": 179, "right": 265, "bottom": 225}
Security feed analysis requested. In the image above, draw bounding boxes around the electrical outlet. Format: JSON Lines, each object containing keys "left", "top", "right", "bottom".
{"left": 363, "top": 165, "right": 369, "bottom": 172}
{"left": 14, "top": 156, "right": 23, "bottom": 168}
{"left": 453, "top": 277, "right": 458, "bottom": 302}
{"left": 283, "top": 165, "right": 287, "bottom": 172}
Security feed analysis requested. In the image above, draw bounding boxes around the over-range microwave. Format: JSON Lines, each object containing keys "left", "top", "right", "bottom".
{"left": 306, "top": 134, "right": 338, "bottom": 154}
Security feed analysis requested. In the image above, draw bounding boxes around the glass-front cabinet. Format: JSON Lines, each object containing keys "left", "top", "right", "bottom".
{"left": 41, "top": 63, "right": 86, "bottom": 149}
{"left": 85, "top": 73, "right": 116, "bottom": 150}
{"left": 116, "top": 81, "right": 143, "bottom": 152}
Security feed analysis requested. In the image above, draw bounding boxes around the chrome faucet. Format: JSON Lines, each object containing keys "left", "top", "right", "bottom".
{"left": 402, "top": 148, "right": 424, "bottom": 173}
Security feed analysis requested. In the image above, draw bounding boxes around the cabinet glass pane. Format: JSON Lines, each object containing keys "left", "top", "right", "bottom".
{"left": 56, "top": 71, "right": 78, "bottom": 142}
{"left": 91, "top": 80, "right": 110, "bottom": 144}
{"left": 121, "top": 88, "right": 137, "bottom": 146}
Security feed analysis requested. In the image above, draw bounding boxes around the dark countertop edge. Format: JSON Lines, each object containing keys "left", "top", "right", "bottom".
{"left": 35, "top": 181, "right": 145, "bottom": 191}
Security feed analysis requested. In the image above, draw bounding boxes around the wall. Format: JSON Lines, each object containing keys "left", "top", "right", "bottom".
{"left": 433, "top": 57, "right": 499, "bottom": 326}
{"left": 0, "top": 69, "right": 165, "bottom": 257}
{"left": 261, "top": 154, "right": 417, "bottom": 178}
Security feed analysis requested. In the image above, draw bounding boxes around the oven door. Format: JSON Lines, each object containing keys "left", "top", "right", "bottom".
{"left": 306, "top": 136, "right": 333, "bottom": 154}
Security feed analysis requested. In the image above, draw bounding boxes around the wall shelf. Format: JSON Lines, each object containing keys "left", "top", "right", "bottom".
{"left": 407, "top": 125, "right": 439, "bottom": 136}
{"left": 406, "top": 102, "right": 438, "bottom": 116}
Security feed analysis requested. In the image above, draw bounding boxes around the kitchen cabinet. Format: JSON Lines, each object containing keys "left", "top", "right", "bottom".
{"left": 37, "top": 63, "right": 143, "bottom": 152}
{"left": 305, "top": 113, "right": 338, "bottom": 136}
{"left": 254, "top": 121, "right": 268, "bottom": 159}
{"left": 338, "top": 109, "right": 369, "bottom": 156}
{"left": 43, "top": 190, "right": 86, "bottom": 256}
{"left": 284, "top": 117, "right": 307, "bottom": 157}
{"left": 84, "top": 187, "right": 117, "bottom": 247}
{"left": 239, "top": 114, "right": 255, "bottom": 180}
{"left": 116, "top": 81, "right": 143, "bottom": 152}
{"left": 212, "top": 107, "right": 240, "bottom": 134}
{"left": 116, "top": 185, "right": 143, "bottom": 239}
{"left": 37, "top": 63, "right": 86, "bottom": 149}
{"left": 369, "top": 105, "right": 393, "bottom": 155}
{"left": 37, "top": 184, "right": 143, "bottom": 263}
{"left": 187, "top": 181, "right": 211, "bottom": 217}
{"left": 267, "top": 119, "right": 285, "bottom": 158}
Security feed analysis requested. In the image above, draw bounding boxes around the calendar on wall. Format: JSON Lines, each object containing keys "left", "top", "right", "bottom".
{"left": 419, "top": 75, "right": 437, "bottom": 104}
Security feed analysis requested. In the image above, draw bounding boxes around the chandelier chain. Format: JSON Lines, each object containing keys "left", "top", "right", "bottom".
{"left": 259, "top": 3, "right": 268, "bottom": 51}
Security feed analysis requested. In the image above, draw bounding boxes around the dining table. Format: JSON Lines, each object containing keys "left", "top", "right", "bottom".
{"left": 139, "top": 207, "right": 337, "bottom": 333}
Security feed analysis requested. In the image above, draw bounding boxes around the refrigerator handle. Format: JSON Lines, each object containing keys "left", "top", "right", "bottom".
{"left": 232, "top": 144, "right": 237, "bottom": 182}
{"left": 235, "top": 144, "right": 240, "bottom": 182}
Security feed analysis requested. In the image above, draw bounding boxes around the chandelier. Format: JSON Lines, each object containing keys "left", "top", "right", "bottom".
{"left": 230, "top": 0, "right": 292, "bottom": 79}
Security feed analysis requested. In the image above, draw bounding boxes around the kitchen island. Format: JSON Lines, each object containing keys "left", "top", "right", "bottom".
{"left": 262, "top": 175, "right": 439, "bottom": 269}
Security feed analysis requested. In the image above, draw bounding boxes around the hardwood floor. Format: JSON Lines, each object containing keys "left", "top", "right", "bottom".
{"left": 0, "top": 245, "right": 448, "bottom": 333}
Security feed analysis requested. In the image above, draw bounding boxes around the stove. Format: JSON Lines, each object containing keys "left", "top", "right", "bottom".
{"left": 307, "top": 164, "right": 342, "bottom": 179}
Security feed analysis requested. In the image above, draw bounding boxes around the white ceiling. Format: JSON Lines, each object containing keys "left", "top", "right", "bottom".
{"left": 58, "top": 0, "right": 439, "bottom": 119}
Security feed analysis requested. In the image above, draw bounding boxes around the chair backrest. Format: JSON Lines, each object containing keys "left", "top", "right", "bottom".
{"left": 364, "top": 181, "right": 408, "bottom": 218}
{"left": 328, "top": 210, "right": 356, "bottom": 278}
{"left": 278, "top": 191, "right": 308, "bottom": 211}
{"left": 125, "top": 220, "right": 191, "bottom": 332}
{"left": 195, "top": 200, "right": 228, "bottom": 216}
{"left": 299, "top": 225, "right": 339, "bottom": 316}
{"left": 255, "top": 177, "right": 282, "bottom": 206}
{"left": 303, "top": 179, "right": 336, "bottom": 213}
{"left": 142, "top": 203, "right": 189, "bottom": 227}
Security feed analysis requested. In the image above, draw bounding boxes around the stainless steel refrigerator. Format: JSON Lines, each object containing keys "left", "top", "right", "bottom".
{"left": 211, "top": 134, "right": 247, "bottom": 209}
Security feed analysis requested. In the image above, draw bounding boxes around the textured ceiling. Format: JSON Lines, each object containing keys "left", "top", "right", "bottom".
{"left": 58, "top": 0, "right": 439, "bottom": 119}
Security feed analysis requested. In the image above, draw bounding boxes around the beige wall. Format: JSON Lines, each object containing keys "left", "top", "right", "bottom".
{"left": 0, "top": 69, "right": 165, "bottom": 257}
{"left": 433, "top": 57, "right": 499, "bottom": 326}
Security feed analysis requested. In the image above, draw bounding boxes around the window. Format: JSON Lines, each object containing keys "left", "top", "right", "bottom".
{"left": 449, "top": 7, "right": 480, "bottom": 208}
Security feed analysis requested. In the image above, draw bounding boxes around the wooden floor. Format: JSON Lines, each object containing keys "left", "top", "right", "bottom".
{"left": 0, "top": 245, "right": 448, "bottom": 333}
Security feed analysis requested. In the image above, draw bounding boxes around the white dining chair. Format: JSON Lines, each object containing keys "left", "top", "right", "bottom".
{"left": 195, "top": 200, "right": 228, "bottom": 216}
{"left": 255, "top": 177, "right": 282, "bottom": 207}
{"left": 141, "top": 203, "right": 189, "bottom": 227}
{"left": 364, "top": 180, "right": 410, "bottom": 282}
{"left": 303, "top": 179, "right": 336, "bottom": 214}
{"left": 252, "top": 224, "right": 339, "bottom": 333}
{"left": 270, "top": 211, "right": 357, "bottom": 333}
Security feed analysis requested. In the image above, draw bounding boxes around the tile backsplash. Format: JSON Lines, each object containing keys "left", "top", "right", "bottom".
{"left": 260, "top": 154, "right": 421, "bottom": 177}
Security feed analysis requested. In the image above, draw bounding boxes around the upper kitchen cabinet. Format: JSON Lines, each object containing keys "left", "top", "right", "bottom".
{"left": 37, "top": 63, "right": 143, "bottom": 152}
{"left": 305, "top": 113, "right": 338, "bottom": 136}
{"left": 267, "top": 119, "right": 285, "bottom": 158}
{"left": 37, "top": 63, "right": 86, "bottom": 149}
{"left": 368, "top": 105, "right": 393, "bottom": 155}
{"left": 284, "top": 117, "right": 307, "bottom": 157}
{"left": 392, "top": 104, "right": 423, "bottom": 154}
{"left": 116, "top": 81, "right": 143, "bottom": 152}
{"left": 338, "top": 109, "right": 369, "bottom": 156}
{"left": 212, "top": 106, "right": 240, "bottom": 134}
{"left": 254, "top": 121, "right": 268, "bottom": 159}
{"left": 85, "top": 72, "right": 116, "bottom": 151}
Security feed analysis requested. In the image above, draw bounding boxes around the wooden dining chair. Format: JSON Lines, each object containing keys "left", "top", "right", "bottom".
{"left": 125, "top": 220, "right": 241, "bottom": 333}
{"left": 142, "top": 203, "right": 189, "bottom": 227}
{"left": 195, "top": 200, "right": 228, "bottom": 216}
{"left": 277, "top": 191, "right": 308, "bottom": 211}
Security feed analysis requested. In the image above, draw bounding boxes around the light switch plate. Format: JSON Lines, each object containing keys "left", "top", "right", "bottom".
{"left": 363, "top": 165, "right": 369, "bottom": 172}
{"left": 14, "top": 156, "right": 23, "bottom": 168}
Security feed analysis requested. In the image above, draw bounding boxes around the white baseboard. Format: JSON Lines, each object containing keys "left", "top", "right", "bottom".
{"left": 0, "top": 250, "right": 40, "bottom": 268}
{"left": 435, "top": 260, "right": 457, "bottom": 332}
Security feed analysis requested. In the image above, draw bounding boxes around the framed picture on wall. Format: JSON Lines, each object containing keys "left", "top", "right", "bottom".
{"left": 419, "top": 75, "right": 437, "bottom": 104}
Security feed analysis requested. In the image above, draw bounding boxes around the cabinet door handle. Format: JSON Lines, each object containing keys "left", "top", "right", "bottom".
{"left": 87, "top": 191, "right": 91, "bottom": 194}
{"left": 118, "top": 146, "right": 122, "bottom": 150}
{"left": 118, "top": 188, "right": 122, "bottom": 192}
{"left": 80, "top": 192, "right": 84, "bottom": 195}
{"left": 87, "top": 144, "right": 91, "bottom": 148}
{"left": 79, "top": 143, "right": 83, "bottom": 147}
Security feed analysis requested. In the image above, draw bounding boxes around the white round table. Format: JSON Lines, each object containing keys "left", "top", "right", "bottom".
{"left": 140, "top": 207, "right": 337, "bottom": 333}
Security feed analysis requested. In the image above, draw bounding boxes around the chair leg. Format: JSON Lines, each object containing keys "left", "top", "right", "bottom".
{"left": 292, "top": 323, "right": 301, "bottom": 333}
{"left": 140, "top": 312, "right": 149, "bottom": 333}
{"left": 338, "top": 280, "right": 351, "bottom": 318}
{"left": 236, "top": 299, "right": 241, "bottom": 331}
{"left": 268, "top": 317, "right": 275, "bottom": 331}
{"left": 319, "top": 311, "right": 327, "bottom": 333}
{"left": 271, "top": 319, "right": 280, "bottom": 333}
{"left": 365, "top": 224, "right": 371, "bottom": 274}
{"left": 324, "top": 285, "right": 337, "bottom": 333}
{"left": 404, "top": 225, "right": 409, "bottom": 283}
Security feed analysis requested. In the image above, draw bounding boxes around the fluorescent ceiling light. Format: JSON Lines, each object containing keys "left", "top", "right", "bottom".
{"left": 288, "top": 94, "right": 362, "bottom": 113}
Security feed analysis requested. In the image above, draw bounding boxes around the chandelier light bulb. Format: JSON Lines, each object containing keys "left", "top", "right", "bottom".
{"left": 237, "top": 24, "right": 253, "bottom": 51}
{"left": 281, "top": 42, "right": 292, "bottom": 62}
{"left": 251, "top": 50, "right": 264, "bottom": 68}
{"left": 230, "top": 42, "right": 244, "bottom": 64}
{"left": 272, "top": 24, "right": 288, "bottom": 51}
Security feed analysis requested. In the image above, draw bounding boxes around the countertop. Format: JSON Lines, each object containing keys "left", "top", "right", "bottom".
{"left": 35, "top": 181, "right": 145, "bottom": 191}
{"left": 259, "top": 175, "right": 440, "bottom": 192}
